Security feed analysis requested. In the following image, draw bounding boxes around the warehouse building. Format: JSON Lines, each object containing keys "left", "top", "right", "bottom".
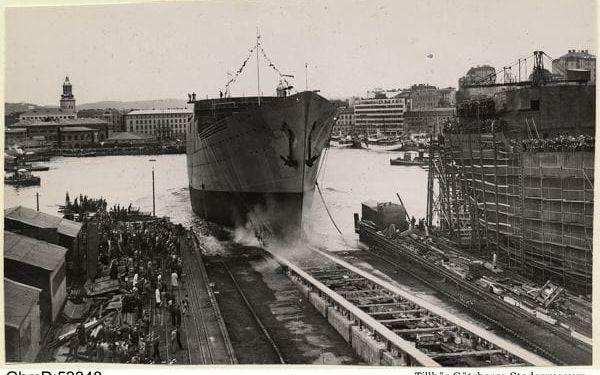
{"left": 5, "top": 206, "right": 83, "bottom": 281}
{"left": 4, "top": 278, "right": 42, "bottom": 363}
{"left": 4, "top": 231, "right": 68, "bottom": 329}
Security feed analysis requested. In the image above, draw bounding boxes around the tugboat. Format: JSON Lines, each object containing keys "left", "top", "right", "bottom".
{"left": 390, "top": 150, "right": 427, "bottom": 166}
{"left": 5, "top": 168, "right": 41, "bottom": 186}
{"left": 363, "top": 131, "right": 404, "bottom": 152}
{"left": 330, "top": 135, "right": 355, "bottom": 148}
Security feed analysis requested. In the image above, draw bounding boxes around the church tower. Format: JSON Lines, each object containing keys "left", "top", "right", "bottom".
{"left": 60, "top": 76, "right": 76, "bottom": 112}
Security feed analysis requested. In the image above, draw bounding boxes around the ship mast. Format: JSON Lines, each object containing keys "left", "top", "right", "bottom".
{"left": 256, "top": 29, "right": 261, "bottom": 106}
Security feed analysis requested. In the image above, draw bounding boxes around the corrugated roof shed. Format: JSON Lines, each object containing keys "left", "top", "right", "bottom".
{"left": 5, "top": 206, "right": 62, "bottom": 228}
{"left": 5, "top": 206, "right": 82, "bottom": 237}
{"left": 57, "top": 220, "right": 82, "bottom": 238}
{"left": 4, "top": 278, "right": 41, "bottom": 328}
{"left": 4, "top": 231, "right": 67, "bottom": 271}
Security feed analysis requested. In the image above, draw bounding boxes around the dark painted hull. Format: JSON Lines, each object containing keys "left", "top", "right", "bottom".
{"left": 189, "top": 187, "right": 304, "bottom": 240}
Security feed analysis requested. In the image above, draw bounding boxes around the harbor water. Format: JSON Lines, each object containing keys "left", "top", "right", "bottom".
{"left": 4, "top": 149, "right": 428, "bottom": 239}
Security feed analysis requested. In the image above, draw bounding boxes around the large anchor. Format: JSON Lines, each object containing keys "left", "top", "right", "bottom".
{"left": 279, "top": 121, "right": 298, "bottom": 167}
{"left": 305, "top": 121, "right": 320, "bottom": 167}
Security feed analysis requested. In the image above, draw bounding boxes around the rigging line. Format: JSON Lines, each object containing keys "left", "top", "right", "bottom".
{"left": 224, "top": 46, "right": 258, "bottom": 96}
{"left": 316, "top": 145, "right": 330, "bottom": 185}
{"left": 315, "top": 181, "right": 343, "bottom": 236}
{"left": 259, "top": 46, "right": 291, "bottom": 80}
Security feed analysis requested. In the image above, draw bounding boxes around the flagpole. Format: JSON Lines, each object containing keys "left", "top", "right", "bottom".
{"left": 256, "top": 29, "right": 261, "bottom": 106}
{"left": 305, "top": 63, "right": 308, "bottom": 91}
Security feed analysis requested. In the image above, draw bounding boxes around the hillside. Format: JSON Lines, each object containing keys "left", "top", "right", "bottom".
{"left": 77, "top": 98, "right": 189, "bottom": 110}
{"left": 5, "top": 102, "right": 58, "bottom": 115}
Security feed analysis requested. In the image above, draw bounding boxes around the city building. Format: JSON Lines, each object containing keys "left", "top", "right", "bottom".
{"left": 102, "top": 108, "right": 128, "bottom": 133}
{"left": 19, "top": 76, "right": 77, "bottom": 122}
{"left": 332, "top": 108, "right": 355, "bottom": 135}
{"left": 59, "top": 127, "right": 99, "bottom": 148}
{"left": 354, "top": 97, "right": 408, "bottom": 137}
{"left": 404, "top": 108, "right": 455, "bottom": 136}
{"left": 4, "top": 278, "right": 42, "bottom": 363}
{"left": 458, "top": 65, "right": 497, "bottom": 88}
{"left": 396, "top": 84, "right": 456, "bottom": 110}
{"left": 552, "top": 49, "right": 596, "bottom": 83}
{"left": 60, "top": 76, "right": 76, "bottom": 112}
{"left": 9, "top": 118, "right": 109, "bottom": 147}
{"left": 78, "top": 108, "right": 128, "bottom": 133}
{"left": 124, "top": 108, "right": 192, "bottom": 141}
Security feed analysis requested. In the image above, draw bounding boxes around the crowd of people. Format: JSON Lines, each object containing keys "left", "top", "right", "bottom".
{"left": 61, "top": 193, "right": 108, "bottom": 220}
{"left": 66, "top": 205, "right": 192, "bottom": 364}
{"left": 521, "top": 134, "right": 594, "bottom": 152}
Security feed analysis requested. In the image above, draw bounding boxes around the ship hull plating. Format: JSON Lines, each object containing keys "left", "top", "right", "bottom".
{"left": 186, "top": 91, "right": 335, "bottom": 240}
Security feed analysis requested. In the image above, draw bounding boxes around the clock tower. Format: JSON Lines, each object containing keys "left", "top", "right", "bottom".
{"left": 60, "top": 76, "right": 76, "bottom": 112}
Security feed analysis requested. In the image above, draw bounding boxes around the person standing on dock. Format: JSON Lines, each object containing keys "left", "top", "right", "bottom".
{"left": 182, "top": 295, "right": 190, "bottom": 316}
{"left": 152, "top": 335, "right": 161, "bottom": 363}
{"left": 154, "top": 286, "right": 161, "bottom": 308}
{"left": 170, "top": 269, "right": 178, "bottom": 292}
{"left": 176, "top": 327, "right": 184, "bottom": 350}
{"left": 174, "top": 303, "right": 182, "bottom": 327}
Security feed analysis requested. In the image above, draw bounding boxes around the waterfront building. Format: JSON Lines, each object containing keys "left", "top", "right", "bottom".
{"left": 4, "top": 278, "right": 42, "bottom": 363}
{"left": 103, "top": 108, "right": 128, "bottom": 133}
{"left": 354, "top": 97, "right": 408, "bottom": 137}
{"left": 104, "top": 131, "right": 156, "bottom": 145}
{"left": 4, "top": 231, "right": 67, "bottom": 328}
{"left": 79, "top": 108, "right": 128, "bottom": 133}
{"left": 552, "top": 49, "right": 596, "bottom": 83}
{"left": 9, "top": 118, "right": 109, "bottom": 146}
{"left": 404, "top": 108, "right": 455, "bottom": 136}
{"left": 395, "top": 84, "right": 456, "bottom": 110}
{"left": 332, "top": 108, "right": 355, "bottom": 135}
{"left": 5, "top": 128, "right": 27, "bottom": 147}
{"left": 124, "top": 108, "right": 192, "bottom": 141}
{"left": 459, "top": 65, "right": 497, "bottom": 88}
{"left": 59, "top": 127, "right": 99, "bottom": 148}
{"left": 19, "top": 76, "right": 77, "bottom": 122}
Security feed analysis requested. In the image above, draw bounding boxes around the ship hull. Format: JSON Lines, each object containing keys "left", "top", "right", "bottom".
{"left": 187, "top": 91, "right": 335, "bottom": 241}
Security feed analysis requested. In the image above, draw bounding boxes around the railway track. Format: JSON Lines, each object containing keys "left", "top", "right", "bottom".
{"left": 355, "top": 228, "right": 592, "bottom": 364}
{"left": 175, "top": 233, "right": 237, "bottom": 364}
{"left": 219, "top": 260, "right": 286, "bottom": 364}
{"left": 359, "top": 247, "right": 567, "bottom": 365}
{"left": 180, "top": 248, "right": 215, "bottom": 364}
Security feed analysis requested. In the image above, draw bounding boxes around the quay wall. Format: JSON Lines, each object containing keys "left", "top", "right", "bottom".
{"left": 278, "top": 255, "right": 439, "bottom": 367}
{"left": 327, "top": 306, "right": 355, "bottom": 343}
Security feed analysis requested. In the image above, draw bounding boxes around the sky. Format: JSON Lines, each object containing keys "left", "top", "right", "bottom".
{"left": 4, "top": 0, "right": 597, "bottom": 105}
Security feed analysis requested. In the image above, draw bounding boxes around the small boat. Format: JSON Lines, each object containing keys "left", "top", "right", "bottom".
{"left": 62, "top": 150, "right": 97, "bottom": 157}
{"left": 330, "top": 135, "right": 355, "bottom": 148}
{"left": 363, "top": 131, "right": 403, "bottom": 152}
{"left": 28, "top": 164, "right": 50, "bottom": 172}
{"left": 5, "top": 168, "right": 41, "bottom": 186}
{"left": 390, "top": 151, "right": 427, "bottom": 166}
